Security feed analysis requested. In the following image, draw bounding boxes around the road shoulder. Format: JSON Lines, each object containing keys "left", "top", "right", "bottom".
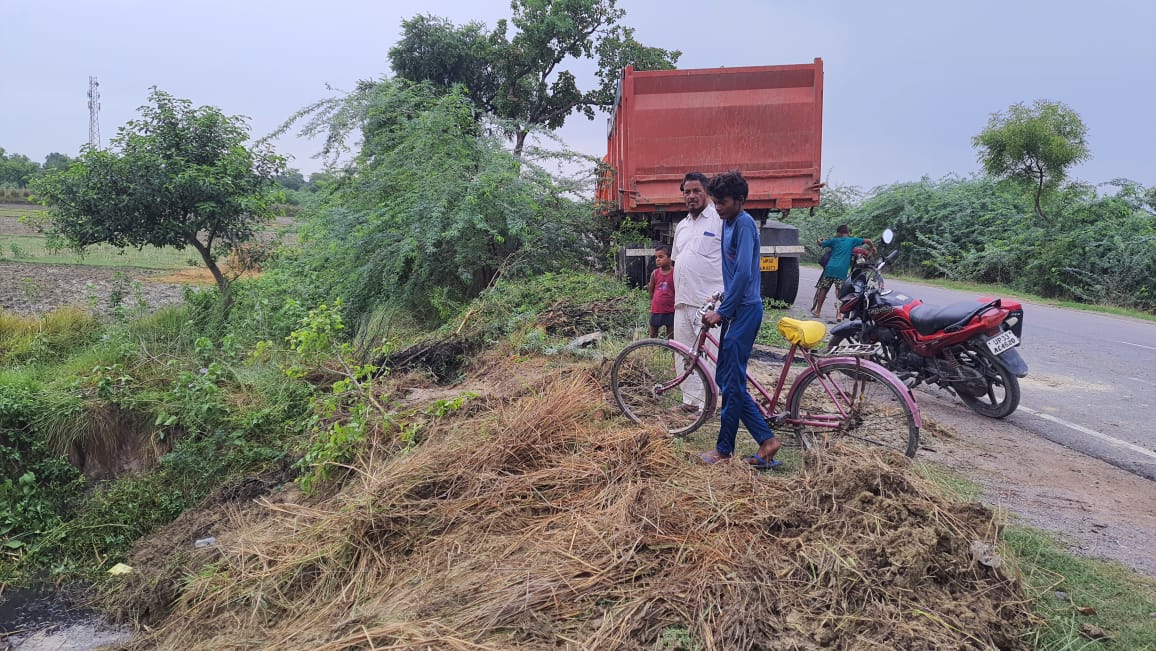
{"left": 916, "top": 390, "right": 1156, "bottom": 577}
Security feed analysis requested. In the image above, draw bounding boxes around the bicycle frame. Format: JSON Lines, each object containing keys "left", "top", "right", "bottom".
{"left": 657, "top": 322, "right": 920, "bottom": 431}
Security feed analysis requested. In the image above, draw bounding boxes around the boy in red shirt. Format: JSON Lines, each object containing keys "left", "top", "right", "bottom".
{"left": 648, "top": 245, "right": 675, "bottom": 338}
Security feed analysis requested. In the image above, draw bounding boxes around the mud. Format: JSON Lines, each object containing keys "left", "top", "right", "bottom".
{"left": 0, "top": 586, "right": 130, "bottom": 650}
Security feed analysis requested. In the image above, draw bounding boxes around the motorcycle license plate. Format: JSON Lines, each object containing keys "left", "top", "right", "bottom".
{"left": 760, "top": 256, "right": 779, "bottom": 272}
{"left": 986, "top": 331, "right": 1019, "bottom": 355}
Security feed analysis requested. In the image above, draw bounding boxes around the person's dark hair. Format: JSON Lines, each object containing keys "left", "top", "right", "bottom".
{"left": 836, "top": 224, "right": 850, "bottom": 235}
{"left": 706, "top": 170, "right": 748, "bottom": 202}
{"left": 654, "top": 243, "right": 671, "bottom": 256}
{"left": 680, "top": 172, "right": 709, "bottom": 192}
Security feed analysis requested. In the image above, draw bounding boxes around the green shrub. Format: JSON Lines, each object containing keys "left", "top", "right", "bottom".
{"left": 0, "top": 374, "right": 84, "bottom": 565}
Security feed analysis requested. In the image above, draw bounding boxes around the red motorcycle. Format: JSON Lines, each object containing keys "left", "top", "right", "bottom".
{"left": 827, "top": 229, "right": 1028, "bottom": 418}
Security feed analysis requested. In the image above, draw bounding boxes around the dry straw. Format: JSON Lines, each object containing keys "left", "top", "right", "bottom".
{"left": 118, "top": 371, "right": 1031, "bottom": 650}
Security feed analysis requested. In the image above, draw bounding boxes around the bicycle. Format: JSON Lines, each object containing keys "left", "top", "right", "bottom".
{"left": 610, "top": 296, "right": 922, "bottom": 457}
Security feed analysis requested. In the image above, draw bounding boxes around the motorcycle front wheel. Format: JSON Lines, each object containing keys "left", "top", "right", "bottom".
{"left": 951, "top": 344, "right": 1021, "bottom": 418}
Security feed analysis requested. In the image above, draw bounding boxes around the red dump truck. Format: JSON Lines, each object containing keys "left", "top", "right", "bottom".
{"left": 597, "top": 58, "right": 824, "bottom": 303}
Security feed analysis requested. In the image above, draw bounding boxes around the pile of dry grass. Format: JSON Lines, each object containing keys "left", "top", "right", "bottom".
{"left": 112, "top": 372, "right": 1030, "bottom": 650}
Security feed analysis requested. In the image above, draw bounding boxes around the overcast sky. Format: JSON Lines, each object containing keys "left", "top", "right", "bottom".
{"left": 3, "top": 0, "right": 1153, "bottom": 190}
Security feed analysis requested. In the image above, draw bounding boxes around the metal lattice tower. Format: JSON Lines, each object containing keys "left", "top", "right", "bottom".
{"left": 87, "top": 76, "right": 101, "bottom": 149}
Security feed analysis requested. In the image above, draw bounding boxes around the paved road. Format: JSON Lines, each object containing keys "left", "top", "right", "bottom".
{"left": 791, "top": 265, "right": 1156, "bottom": 481}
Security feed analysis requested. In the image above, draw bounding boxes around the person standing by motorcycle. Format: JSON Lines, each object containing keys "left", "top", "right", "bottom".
{"left": 811, "top": 225, "right": 872, "bottom": 321}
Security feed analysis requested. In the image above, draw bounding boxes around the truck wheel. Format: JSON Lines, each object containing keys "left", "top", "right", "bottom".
{"left": 760, "top": 270, "right": 779, "bottom": 301}
{"left": 772, "top": 257, "right": 800, "bottom": 304}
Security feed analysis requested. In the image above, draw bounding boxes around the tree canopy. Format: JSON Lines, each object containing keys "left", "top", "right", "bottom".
{"left": 266, "top": 79, "right": 602, "bottom": 326}
{"left": 41, "top": 152, "right": 74, "bottom": 174}
{"left": 0, "top": 148, "right": 42, "bottom": 188}
{"left": 30, "top": 89, "right": 284, "bottom": 313}
{"left": 274, "top": 168, "right": 306, "bottom": 191}
{"left": 388, "top": 0, "right": 680, "bottom": 155}
{"left": 972, "top": 100, "right": 1090, "bottom": 220}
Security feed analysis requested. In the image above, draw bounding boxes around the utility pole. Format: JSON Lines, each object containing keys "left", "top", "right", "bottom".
{"left": 87, "top": 76, "right": 101, "bottom": 149}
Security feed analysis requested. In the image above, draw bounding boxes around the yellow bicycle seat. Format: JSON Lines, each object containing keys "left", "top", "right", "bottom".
{"left": 777, "top": 317, "right": 827, "bottom": 349}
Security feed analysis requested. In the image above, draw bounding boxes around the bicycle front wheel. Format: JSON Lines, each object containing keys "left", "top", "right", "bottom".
{"left": 787, "top": 361, "right": 919, "bottom": 458}
{"left": 610, "top": 339, "right": 714, "bottom": 436}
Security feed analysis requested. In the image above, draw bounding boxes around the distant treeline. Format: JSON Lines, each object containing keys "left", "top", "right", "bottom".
{"left": 798, "top": 176, "right": 1156, "bottom": 313}
{"left": 1, "top": 146, "right": 325, "bottom": 206}
{"left": 0, "top": 148, "right": 74, "bottom": 191}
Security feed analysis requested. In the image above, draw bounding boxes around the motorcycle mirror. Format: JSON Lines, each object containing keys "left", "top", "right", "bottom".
{"left": 882, "top": 228, "right": 895, "bottom": 245}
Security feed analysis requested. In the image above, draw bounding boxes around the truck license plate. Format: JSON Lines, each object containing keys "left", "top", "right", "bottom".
{"left": 986, "top": 331, "right": 1019, "bottom": 355}
{"left": 759, "top": 256, "right": 779, "bottom": 272}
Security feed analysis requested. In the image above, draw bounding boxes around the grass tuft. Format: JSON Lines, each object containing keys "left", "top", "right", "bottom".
{"left": 1004, "top": 526, "right": 1156, "bottom": 649}
{"left": 0, "top": 306, "right": 99, "bottom": 363}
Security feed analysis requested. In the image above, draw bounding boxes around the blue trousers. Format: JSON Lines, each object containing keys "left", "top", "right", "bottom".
{"left": 714, "top": 301, "right": 776, "bottom": 456}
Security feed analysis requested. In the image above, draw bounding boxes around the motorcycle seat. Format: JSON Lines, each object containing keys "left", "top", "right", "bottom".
{"left": 908, "top": 301, "right": 997, "bottom": 336}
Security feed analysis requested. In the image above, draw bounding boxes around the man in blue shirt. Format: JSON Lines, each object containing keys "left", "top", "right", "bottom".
{"left": 699, "top": 171, "right": 780, "bottom": 469}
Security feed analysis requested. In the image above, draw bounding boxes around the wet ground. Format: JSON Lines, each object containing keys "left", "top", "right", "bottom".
{"left": 0, "top": 587, "right": 131, "bottom": 650}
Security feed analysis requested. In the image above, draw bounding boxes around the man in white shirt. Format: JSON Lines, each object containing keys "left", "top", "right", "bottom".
{"left": 670, "top": 172, "right": 725, "bottom": 409}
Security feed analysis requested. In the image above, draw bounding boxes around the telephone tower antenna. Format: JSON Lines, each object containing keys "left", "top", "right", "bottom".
{"left": 87, "top": 76, "right": 101, "bottom": 149}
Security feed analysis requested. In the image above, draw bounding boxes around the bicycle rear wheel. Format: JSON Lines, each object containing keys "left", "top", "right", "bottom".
{"left": 786, "top": 361, "right": 919, "bottom": 457}
{"left": 610, "top": 339, "right": 714, "bottom": 436}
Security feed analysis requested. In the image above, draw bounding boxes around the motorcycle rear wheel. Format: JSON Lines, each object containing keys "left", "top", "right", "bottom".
{"left": 951, "top": 345, "right": 1021, "bottom": 418}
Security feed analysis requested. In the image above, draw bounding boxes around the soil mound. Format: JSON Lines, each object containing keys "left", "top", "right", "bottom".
{"left": 108, "top": 371, "right": 1031, "bottom": 650}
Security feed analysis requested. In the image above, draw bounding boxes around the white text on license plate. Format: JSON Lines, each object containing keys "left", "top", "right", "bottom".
{"left": 986, "top": 331, "right": 1019, "bottom": 355}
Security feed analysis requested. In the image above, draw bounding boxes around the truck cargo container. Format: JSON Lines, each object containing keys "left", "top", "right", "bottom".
{"left": 597, "top": 58, "right": 824, "bottom": 303}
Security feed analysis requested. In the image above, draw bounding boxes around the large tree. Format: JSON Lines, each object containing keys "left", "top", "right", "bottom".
{"left": 268, "top": 80, "right": 601, "bottom": 324}
{"left": 0, "top": 148, "right": 41, "bottom": 188}
{"left": 41, "top": 152, "right": 74, "bottom": 173}
{"left": 388, "top": 0, "right": 680, "bottom": 155}
{"left": 972, "top": 100, "right": 1090, "bottom": 221}
{"left": 30, "top": 89, "right": 284, "bottom": 313}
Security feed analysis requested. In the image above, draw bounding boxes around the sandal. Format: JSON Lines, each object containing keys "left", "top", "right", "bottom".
{"left": 743, "top": 453, "right": 783, "bottom": 470}
{"left": 696, "top": 450, "right": 731, "bottom": 465}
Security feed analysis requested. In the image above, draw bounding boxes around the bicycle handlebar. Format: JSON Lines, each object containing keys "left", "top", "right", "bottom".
{"left": 695, "top": 292, "right": 725, "bottom": 328}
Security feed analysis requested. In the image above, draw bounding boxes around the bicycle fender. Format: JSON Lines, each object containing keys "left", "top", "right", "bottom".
{"left": 790, "top": 357, "right": 922, "bottom": 429}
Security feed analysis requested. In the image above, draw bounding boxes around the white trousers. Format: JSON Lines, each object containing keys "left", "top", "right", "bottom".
{"left": 673, "top": 303, "right": 717, "bottom": 407}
